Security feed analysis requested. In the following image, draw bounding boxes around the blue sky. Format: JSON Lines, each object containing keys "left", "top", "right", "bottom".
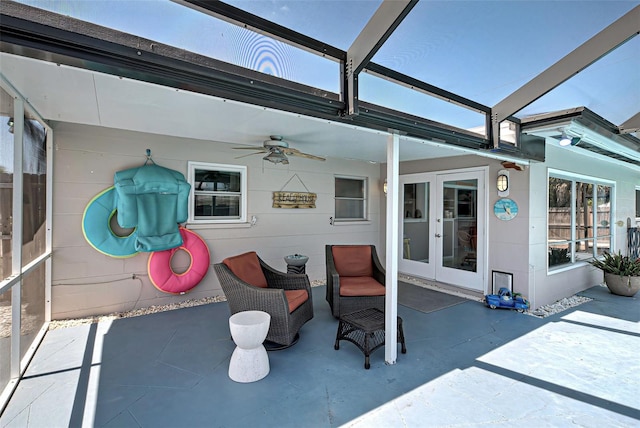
{"left": 15, "top": 0, "right": 640, "bottom": 130}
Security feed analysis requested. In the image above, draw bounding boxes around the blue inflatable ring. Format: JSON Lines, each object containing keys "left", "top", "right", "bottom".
{"left": 82, "top": 186, "right": 139, "bottom": 258}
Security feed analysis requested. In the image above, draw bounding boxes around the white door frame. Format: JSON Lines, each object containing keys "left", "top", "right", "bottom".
{"left": 399, "top": 167, "right": 488, "bottom": 293}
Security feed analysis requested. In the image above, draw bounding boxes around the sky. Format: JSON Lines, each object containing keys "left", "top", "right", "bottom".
{"left": 13, "top": 0, "right": 640, "bottom": 131}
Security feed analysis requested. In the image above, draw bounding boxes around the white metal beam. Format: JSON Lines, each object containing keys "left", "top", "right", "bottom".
{"left": 619, "top": 112, "right": 640, "bottom": 134}
{"left": 346, "top": 0, "right": 416, "bottom": 115}
{"left": 385, "top": 132, "right": 400, "bottom": 365}
{"left": 492, "top": 5, "right": 640, "bottom": 144}
{"left": 11, "top": 99, "right": 24, "bottom": 380}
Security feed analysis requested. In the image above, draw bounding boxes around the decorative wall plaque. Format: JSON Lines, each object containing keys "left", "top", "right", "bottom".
{"left": 273, "top": 174, "right": 316, "bottom": 209}
{"left": 272, "top": 191, "right": 317, "bottom": 208}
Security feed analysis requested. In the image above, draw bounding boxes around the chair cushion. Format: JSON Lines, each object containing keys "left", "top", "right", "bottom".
{"left": 222, "top": 251, "right": 268, "bottom": 288}
{"left": 332, "top": 246, "right": 373, "bottom": 277}
{"left": 339, "top": 276, "right": 385, "bottom": 296}
{"left": 284, "top": 289, "right": 309, "bottom": 313}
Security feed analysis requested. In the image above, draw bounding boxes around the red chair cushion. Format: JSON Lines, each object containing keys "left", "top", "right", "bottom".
{"left": 285, "top": 289, "right": 309, "bottom": 313}
{"left": 222, "top": 251, "right": 268, "bottom": 288}
{"left": 332, "top": 246, "right": 373, "bottom": 277}
{"left": 339, "top": 276, "right": 385, "bottom": 296}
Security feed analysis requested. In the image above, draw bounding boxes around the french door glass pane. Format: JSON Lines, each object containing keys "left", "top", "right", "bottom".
{"left": 403, "top": 183, "right": 429, "bottom": 263}
{"left": 442, "top": 179, "right": 477, "bottom": 272}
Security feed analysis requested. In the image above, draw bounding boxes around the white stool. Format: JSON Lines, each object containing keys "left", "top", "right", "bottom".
{"left": 228, "top": 310, "right": 271, "bottom": 383}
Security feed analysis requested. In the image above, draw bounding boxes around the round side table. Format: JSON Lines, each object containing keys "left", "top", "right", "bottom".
{"left": 228, "top": 310, "right": 271, "bottom": 383}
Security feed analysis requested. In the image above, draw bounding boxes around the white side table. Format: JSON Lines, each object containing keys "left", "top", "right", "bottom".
{"left": 228, "top": 310, "right": 271, "bottom": 383}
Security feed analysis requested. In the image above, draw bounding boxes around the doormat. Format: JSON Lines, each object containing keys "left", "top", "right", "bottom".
{"left": 398, "top": 281, "right": 468, "bottom": 313}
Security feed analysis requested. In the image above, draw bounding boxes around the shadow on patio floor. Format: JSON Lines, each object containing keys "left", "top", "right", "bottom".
{"left": 1, "top": 285, "right": 638, "bottom": 427}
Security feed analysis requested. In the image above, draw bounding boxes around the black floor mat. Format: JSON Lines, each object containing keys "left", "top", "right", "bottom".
{"left": 398, "top": 281, "right": 468, "bottom": 313}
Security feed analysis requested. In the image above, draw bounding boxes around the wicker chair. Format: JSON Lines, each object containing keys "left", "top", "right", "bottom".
{"left": 325, "top": 245, "right": 385, "bottom": 318}
{"left": 214, "top": 251, "right": 313, "bottom": 348}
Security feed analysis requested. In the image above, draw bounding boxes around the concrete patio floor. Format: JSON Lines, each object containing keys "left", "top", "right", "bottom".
{"left": 1, "top": 284, "right": 639, "bottom": 428}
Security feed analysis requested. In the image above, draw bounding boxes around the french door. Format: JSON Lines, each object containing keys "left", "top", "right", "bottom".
{"left": 398, "top": 169, "right": 486, "bottom": 292}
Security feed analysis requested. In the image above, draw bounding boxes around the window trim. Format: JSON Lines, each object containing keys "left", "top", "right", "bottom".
{"left": 187, "top": 161, "right": 247, "bottom": 224}
{"left": 547, "top": 168, "right": 615, "bottom": 273}
{"left": 334, "top": 175, "right": 368, "bottom": 222}
{"left": 635, "top": 186, "right": 640, "bottom": 222}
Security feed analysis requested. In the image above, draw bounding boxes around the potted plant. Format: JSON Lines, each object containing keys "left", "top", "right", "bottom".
{"left": 589, "top": 251, "right": 640, "bottom": 297}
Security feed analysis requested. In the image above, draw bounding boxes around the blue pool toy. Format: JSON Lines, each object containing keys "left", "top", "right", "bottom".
{"left": 485, "top": 287, "right": 529, "bottom": 313}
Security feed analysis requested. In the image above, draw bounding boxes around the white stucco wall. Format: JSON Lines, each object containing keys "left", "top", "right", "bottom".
{"left": 528, "top": 142, "right": 640, "bottom": 308}
{"left": 51, "top": 122, "right": 382, "bottom": 319}
{"left": 381, "top": 155, "right": 532, "bottom": 299}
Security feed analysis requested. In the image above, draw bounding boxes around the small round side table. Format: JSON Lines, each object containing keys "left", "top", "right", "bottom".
{"left": 228, "top": 310, "right": 271, "bottom": 383}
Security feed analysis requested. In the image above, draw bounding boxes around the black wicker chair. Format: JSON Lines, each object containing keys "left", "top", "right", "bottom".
{"left": 325, "top": 245, "right": 385, "bottom": 318}
{"left": 214, "top": 251, "right": 313, "bottom": 348}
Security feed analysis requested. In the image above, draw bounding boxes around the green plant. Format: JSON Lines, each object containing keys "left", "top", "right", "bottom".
{"left": 589, "top": 251, "right": 640, "bottom": 276}
{"left": 549, "top": 247, "right": 571, "bottom": 266}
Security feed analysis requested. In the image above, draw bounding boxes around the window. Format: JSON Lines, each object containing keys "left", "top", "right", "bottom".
{"left": 334, "top": 176, "right": 367, "bottom": 221}
{"left": 188, "top": 162, "right": 247, "bottom": 223}
{"left": 403, "top": 183, "right": 428, "bottom": 221}
{"left": 548, "top": 171, "right": 613, "bottom": 270}
{"left": 635, "top": 187, "right": 640, "bottom": 219}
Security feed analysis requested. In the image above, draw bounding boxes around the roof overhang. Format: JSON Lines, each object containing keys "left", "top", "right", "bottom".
{"left": 521, "top": 107, "right": 640, "bottom": 168}
{"left": 0, "top": 1, "right": 500, "bottom": 156}
{"left": 3, "top": 1, "right": 637, "bottom": 167}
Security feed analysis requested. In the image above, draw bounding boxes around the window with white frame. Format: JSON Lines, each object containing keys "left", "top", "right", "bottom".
{"left": 334, "top": 176, "right": 367, "bottom": 221}
{"left": 548, "top": 171, "right": 613, "bottom": 270}
{"left": 188, "top": 162, "right": 247, "bottom": 223}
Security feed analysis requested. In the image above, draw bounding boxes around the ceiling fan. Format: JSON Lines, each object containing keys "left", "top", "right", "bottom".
{"left": 233, "top": 135, "right": 326, "bottom": 165}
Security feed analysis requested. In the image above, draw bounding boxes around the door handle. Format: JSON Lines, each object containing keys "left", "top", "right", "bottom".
{"left": 435, "top": 233, "right": 441, "bottom": 238}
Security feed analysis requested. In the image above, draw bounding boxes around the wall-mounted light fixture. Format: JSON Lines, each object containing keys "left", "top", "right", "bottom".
{"left": 497, "top": 169, "right": 509, "bottom": 197}
{"left": 558, "top": 133, "right": 581, "bottom": 147}
{"left": 383, "top": 178, "right": 388, "bottom": 195}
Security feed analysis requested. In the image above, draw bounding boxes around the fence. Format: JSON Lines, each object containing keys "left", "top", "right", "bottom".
{"left": 630, "top": 227, "right": 640, "bottom": 259}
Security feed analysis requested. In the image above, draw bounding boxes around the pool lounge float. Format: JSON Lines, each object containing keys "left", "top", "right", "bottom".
{"left": 114, "top": 163, "right": 190, "bottom": 252}
{"left": 148, "top": 227, "right": 210, "bottom": 294}
{"left": 82, "top": 186, "right": 139, "bottom": 258}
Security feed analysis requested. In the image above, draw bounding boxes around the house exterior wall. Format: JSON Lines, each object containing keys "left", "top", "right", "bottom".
{"left": 51, "top": 122, "right": 382, "bottom": 319}
{"left": 381, "top": 154, "right": 532, "bottom": 301}
{"left": 527, "top": 142, "right": 640, "bottom": 309}
{"left": 386, "top": 145, "right": 639, "bottom": 309}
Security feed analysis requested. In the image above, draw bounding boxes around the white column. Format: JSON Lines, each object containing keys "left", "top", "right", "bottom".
{"left": 385, "top": 132, "right": 399, "bottom": 364}
{"left": 11, "top": 99, "right": 24, "bottom": 379}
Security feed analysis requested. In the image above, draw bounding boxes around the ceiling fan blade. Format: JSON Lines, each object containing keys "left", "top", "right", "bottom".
{"left": 284, "top": 148, "right": 326, "bottom": 161}
{"left": 233, "top": 146, "right": 269, "bottom": 152}
{"left": 234, "top": 151, "right": 264, "bottom": 159}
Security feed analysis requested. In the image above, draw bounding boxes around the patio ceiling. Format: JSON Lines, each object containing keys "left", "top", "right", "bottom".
{"left": 0, "top": 52, "right": 471, "bottom": 164}
{"left": 0, "top": 0, "right": 639, "bottom": 166}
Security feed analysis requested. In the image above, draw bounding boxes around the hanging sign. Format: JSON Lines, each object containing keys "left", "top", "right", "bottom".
{"left": 272, "top": 174, "right": 316, "bottom": 209}
{"left": 272, "top": 191, "right": 317, "bottom": 208}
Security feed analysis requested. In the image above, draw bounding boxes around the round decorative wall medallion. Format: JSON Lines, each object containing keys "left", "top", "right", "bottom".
{"left": 494, "top": 198, "right": 518, "bottom": 221}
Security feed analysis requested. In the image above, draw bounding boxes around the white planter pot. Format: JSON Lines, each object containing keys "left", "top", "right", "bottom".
{"left": 604, "top": 273, "right": 640, "bottom": 297}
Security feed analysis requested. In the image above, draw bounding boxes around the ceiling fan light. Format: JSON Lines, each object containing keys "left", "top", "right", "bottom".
{"left": 263, "top": 151, "right": 289, "bottom": 164}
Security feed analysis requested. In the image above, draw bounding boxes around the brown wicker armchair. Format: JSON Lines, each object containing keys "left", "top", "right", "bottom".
{"left": 325, "top": 245, "right": 385, "bottom": 318}
{"left": 214, "top": 251, "right": 313, "bottom": 347}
